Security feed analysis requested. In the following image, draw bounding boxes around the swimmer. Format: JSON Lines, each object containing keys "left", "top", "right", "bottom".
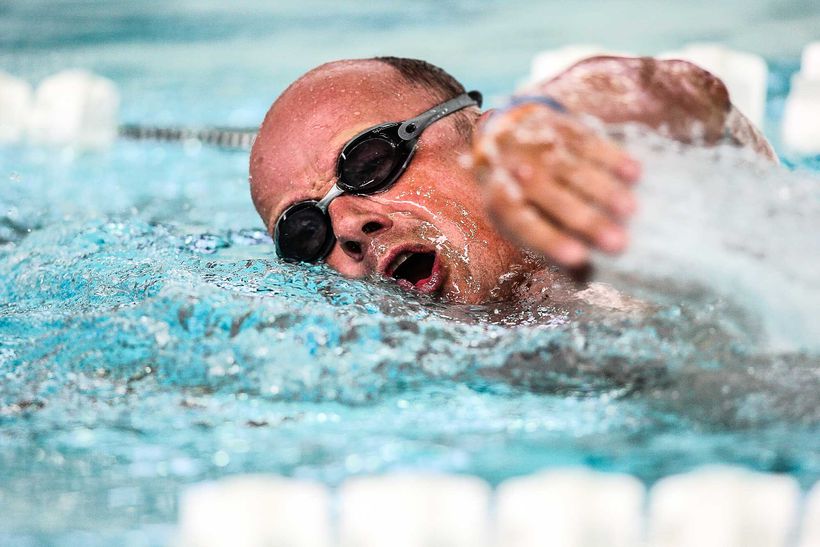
{"left": 249, "top": 56, "right": 775, "bottom": 304}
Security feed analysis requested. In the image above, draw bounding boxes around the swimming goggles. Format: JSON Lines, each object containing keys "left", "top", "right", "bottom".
{"left": 274, "top": 90, "right": 483, "bottom": 262}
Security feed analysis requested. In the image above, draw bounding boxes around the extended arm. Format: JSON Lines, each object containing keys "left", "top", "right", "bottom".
{"left": 471, "top": 56, "right": 775, "bottom": 269}
{"left": 534, "top": 56, "right": 775, "bottom": 158}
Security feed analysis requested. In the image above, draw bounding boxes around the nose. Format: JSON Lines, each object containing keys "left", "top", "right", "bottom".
{"left": 327, "top": 195, "right": 392, "bottom": 261}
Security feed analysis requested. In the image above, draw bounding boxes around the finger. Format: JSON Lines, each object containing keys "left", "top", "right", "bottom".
{"left": 483, "top": 178, "right": 589, "bottom": 267}
{"left": 559, "top": 161, "right": 637, "bottom": 217}
{"left": 483, "top": 103, "right": 642, "bottom": 183}
{"left": 518, "top": 172, "right": 629, "bottom": 253}
{"left": 556, "top": 122, "right": 642, "bottom": 183}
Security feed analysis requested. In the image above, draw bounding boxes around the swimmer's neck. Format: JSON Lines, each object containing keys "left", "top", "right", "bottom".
{"left": 503, "top": 266, "right": 648, "bottom": 313}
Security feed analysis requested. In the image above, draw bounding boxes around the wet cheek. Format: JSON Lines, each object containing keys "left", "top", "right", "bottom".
{"left": 392, "top": 186, "right": 480, "bottom": 241}
{"left": 383, "top": 185, "right": 493, "bottom": 298}
{"left": 414, "top": 222, "right": 484, "bottom": 298}
{"left": 325, "top": 251, "right": 366, "bottom": 278}
{"left": 444, "top": 217, "right": 511, "bottom": 301}
{"left": 396, "top": 193, "right": 480, "bottom": 286}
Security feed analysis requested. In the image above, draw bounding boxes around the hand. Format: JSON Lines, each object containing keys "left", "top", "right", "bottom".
{"left": 471, "top": 102, "right": 641, "bottom": 268}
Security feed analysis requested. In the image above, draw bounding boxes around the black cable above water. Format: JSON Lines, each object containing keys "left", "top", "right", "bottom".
{"left": 119, "top": 124, "right": 258, "bottom": 150}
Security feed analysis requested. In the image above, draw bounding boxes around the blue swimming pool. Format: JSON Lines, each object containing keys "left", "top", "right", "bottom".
{"left": 1, "top": 1, "right": 819, "bottom": 544}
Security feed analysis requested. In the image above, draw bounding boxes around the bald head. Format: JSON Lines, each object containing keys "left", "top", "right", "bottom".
{"left": 251, "top": 59, "right": 395, "bottom": 225}
{"left": 249, "top": 58, "right": 473, "bottom": 226}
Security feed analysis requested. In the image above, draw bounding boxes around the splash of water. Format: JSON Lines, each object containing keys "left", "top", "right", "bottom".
{"left": 592, "top": 130, "right": 820, "bottom": 353}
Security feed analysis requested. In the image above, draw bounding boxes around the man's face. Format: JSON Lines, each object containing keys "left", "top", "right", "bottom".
{"left": 250, "top": 61, "right": 531, "bottom": 304}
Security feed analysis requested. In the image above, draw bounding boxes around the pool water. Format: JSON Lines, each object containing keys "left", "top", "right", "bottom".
{"left": 1, "top": 1, "right": 820, "bottom": 544}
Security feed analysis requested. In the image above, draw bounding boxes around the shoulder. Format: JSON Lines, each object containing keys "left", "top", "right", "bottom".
{"left": 547, "top": 56, "right": 727, "bottom": 94}
{"left": 532, "top": 55, "right": 733, "bottom": 143}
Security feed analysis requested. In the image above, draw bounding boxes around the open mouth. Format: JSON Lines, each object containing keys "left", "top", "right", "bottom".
{"left": 386, "top": 250, "right": 443, "bottom": 294}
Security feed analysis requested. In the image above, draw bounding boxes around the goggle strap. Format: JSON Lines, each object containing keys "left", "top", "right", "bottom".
{"left": 397, "top": 90, "right": 483, "bottom": 141}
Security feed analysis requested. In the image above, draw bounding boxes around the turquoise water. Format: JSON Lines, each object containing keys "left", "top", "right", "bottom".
{"left": 2, "top": 1, "right": 820, "bottom": 544}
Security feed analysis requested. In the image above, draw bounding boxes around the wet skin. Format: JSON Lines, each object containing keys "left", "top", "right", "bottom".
{"left": 250, "top": 57, "right": 774, "bottom": 304}
{"left": 250, "top": 60, "right": 537, "bottom": 304}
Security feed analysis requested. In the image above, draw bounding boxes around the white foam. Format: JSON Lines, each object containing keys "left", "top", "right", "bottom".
{"left": 659, "top": 43, "right": 768, "bottom": 128}
{"left": 338, "top": 473, "right": 491, "bottom": 547}
{"left": 598, "top": 133, "right": 820, "bottom": 353}
{"left": 0, "top": 71, "right": 33, "bottom": 144}
{"left": 647, "top": 467, "right": 799, "bottom": 547}
{"left": 27, "top": 69, "right": 119, "bottom": 149}
{"left": 176, "top": 475, "right": 332, "bottom": 547}
{"left": 494, "top": 468, "right": 644, "bottom": 547}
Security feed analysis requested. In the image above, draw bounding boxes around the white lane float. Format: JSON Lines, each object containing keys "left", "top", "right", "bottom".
{"left": 799, "top": 480, "right": 820, "bottom": 547}
{"left": 647, "top": 467, "right": 799, "bottom": 547}
{"left": 658, "top": 43, "right": 769, "bottom": 129}
{"left": 494, "top": 468, "right": 644, "bottom": 547}
{"left": 782, "top": 42, "right": 820, "bottom": 155}
{"left": 175, "top": 475, "right": 332, "bottom": 547}
{"left": 27, "top": 69, "right": 119, "bottom": 149}
{"left": 0, "top": 68, "right": 255, "bottom": 151}
{"left": 801, "top": 42, "right": 820, "bottom": 80}
{"left": 521, "top": 43, "right": 768, "bottom": 130}
{"left": 521, "top": 44, "right": 633, "bottom": 89}
{"left": 0, "top": 71, "right": 33, "bottom": 144}
{"left": 175, "top": 466, "right": 814, "bottom": 547}
{"left": 338, "top": 473, "right": 491, "bottom": 547}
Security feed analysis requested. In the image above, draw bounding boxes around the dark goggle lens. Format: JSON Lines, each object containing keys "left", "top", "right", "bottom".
{"left": 274, "top": 202, "right": 333, "bottom": 262}
{"left": 339, "top": 137, "right": 398, "bottom": 192}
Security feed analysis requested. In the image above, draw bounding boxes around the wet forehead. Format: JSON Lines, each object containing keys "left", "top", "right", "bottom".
{"left": 251, "top": 62, "right": 432, "bottom": 227}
